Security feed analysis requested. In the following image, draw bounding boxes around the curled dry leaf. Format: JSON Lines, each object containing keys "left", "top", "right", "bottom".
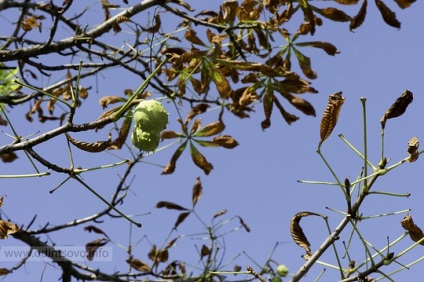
{"left": 193, "top": 121, "right": 225, "bottom": 137}
{"left": 407, "top": 136, "right": 419, "bottom": 163}
{"left": 350, "top": 0, "right": 367, "bottom": 30}
{"left": 290, "top": 211, "right": 322, "bottom": 260}
{"left": 185, "top": 103, "right": 210, "bottom": 123}
{"left": 156, "top": 201, "right": 188, "bottom": 211}
{"left": 192, "top": 177, "right": 203, "bottom": 207}
{"left": 190, "top": 142, "right": 213, "bottom": 175}
{"left": 319, "top": 92, "right": 345, "bottom": 146}
{"left": 86, "top": 238, "right": 109, "bottom": 261}
{"left": 375, "top": 0, "right": 401, "bottom": 28}
{"left": 66, "top": 133, "right": 112, "bottom": 153}
{"left": 145, "top": 14, "right": 161, "bottom": 33}
{"left": 380, "top": 90, "right": 413, "bottom": 129}
{"left": 200, "top": 244, "right": 211, "bottom": 259}
{"left": 401, "top": 213, "right": 424, "bottom": 245}
{"left": 99, "top": 96, "right": 126, "bottom": 109}
{"left": 0, "top": 220, "right": 20, "bottom": 239}
{"left": 148, "top": 245, "right": 169, "bottom": 267}
{"left": 237, "top": 215, "right": 251, "bottom": 232}
{"left": 0, "top": 152, "right": 18, "bottom": 163}
{"left": 213, "top": 209, "right": 227, "bottom": 219}
{"left": 127, "top": 258, "right": 151, "bottom": 272}
{"left": 211, "top": 135, "right": 239, "bottom": 149}
{"left": 84, "top": 225, "right": 109, "bottom": 238}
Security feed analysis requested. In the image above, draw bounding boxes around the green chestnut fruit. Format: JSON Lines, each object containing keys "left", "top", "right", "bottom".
{"left": 276, "top": 265, "right": 289, "bottom": 277}
{"left": 133, "top": 99, "right": 168, "bottom": 132}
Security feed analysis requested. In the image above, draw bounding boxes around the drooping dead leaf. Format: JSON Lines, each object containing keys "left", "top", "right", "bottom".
{"left": 350, "top": 0, "right": 367, "bottom": 30}
{"left": 407, "top": 137, "right": 419, "bottom": 163}
{"left": 0, "top": 152, "right": 18, "bottom": 163}
{"left": 185, "top": 103, "right": 210, "bottom": 123}
{"left": 148, "top": 245, "right": 169, "bottom": 267}
{"left": 174, "top": 212, "right": 191, "bottom": 229}
{"left": 319, "top": 92, "right": 345, "bottom": 146}
{"left": 375, "top": 0, "right": 400, "bottom": 28}
{"left": 293, "top": 49, "right": 317, "bottom": 79}
{"left": 335, "top": 0, "right": 359, "bottom": 4}
{"left": 84, "top": 225, "right": 109, "bottom": 238}
{"left": 66, "top": 133, "right": 112, "bottom": 153}
{"left": 196, "top": 135, "right": 239, "bottom": 149}
{"left": 0, "top": 195, "right": 6, "bottom": 208}
{"left": 295, "top": 41, "right": 340, "bottom": 56}
{"left": 394, "top": 0, "right": 416, "bottom": 8}
{"left": 401, "top": 213, "right": 424, "bottom": 245}
{"left": 156, "top": 201, "right": 188, "bottom": 211}
{"left": 200, "top": 244, "right": 211, "bottom": 259}
{"left": 237, "top": 215, "right": 251, "bottom": 232}
{"left": 274, "top": 98, "right": 300, "bottom": 125}
{"left": 0, "top": 220, "right": 19, "bottom": 239}
{"left": 190, "top": 142, "right": 213, "bottom": 175}
{"left": 192, "top": 177, "right": 203, "bottom": 207}
{"left": 185, "top": 28, "right": 206, "bottom": 46}
{"left": 21, "top": 16, "right": 40, "bottom": 31}
{"left": 380, "top": 90, "right": 413, "bottom": 129}
{"left": 261, "top": 86, "right": 274, "bottom": 130}
{"left": 316, "top": 7, "right": 351, "bottom": 22}
{"left": 290, "top": 212, "right": 322, "bottom": 260}
{"left": 213, "top": 209, "right": 227, "bottom": 219}
{"left": 86, "top": 238, "right": 109, "bottom": 260}
{"left": 0, "top": 268, "right": 10, "bottom": 276}
{"left": 162, "top": 141, "right": 188, "bottom": 175}
{"left": 99, "top": 96, "right": 126, "bottom": 109}
{"left": 144, "top": 14, "right": 161, "bottom": 33}
{"left": 127, "top": 258, "right": 151, "bottom": 272}
{"left": 108, "top": 115, "right": 132, "bottom": 150}
{"left": 193, "top": 121, "right": 225, "bottom": 137}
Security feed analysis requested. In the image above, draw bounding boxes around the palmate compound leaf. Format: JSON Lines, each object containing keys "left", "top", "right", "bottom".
{"left": 401, "top": 213, "right": 424, "bottom": 245}
{"left": 290, "top": 211, "right": 323, "bottom": 260}
{"left": 407, "top": 136, "right": 419, "bottom": 163}
{"left": 319, "top": 92, "right": 345, "bottom": 146}
{"left": 380, "top": 90, "right": 413, "bottom": 129}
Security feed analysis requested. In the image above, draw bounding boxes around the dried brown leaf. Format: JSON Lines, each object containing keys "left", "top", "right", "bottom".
{"left": 190, "top": 142, "right": 213, "bottom": 175}
{"left": 0, "top": 195, "right": 6, "bottom": 208}
{"left": 237, "top": 215, "right": 251, "bottom": 232}
{"left": 294, "top": 49, "right": 317, "bottom": 79}
{"left": 319, "top": 92, "right": 345, "bottom": 146}
{"left": 185, "top": 103, "right": 210, "bottom": 123}
{"left": 0, "top": 152, "right": 18, "bottom": 163}
{"left": 261, "top": 86, "right": 274, "bottom": 130}
{"left": 200, "top": 245, "right": 210, "bottom": 259}
{"left": 193, "top": 121, "right": 225, "bottom": 137}
{"left": 380, "top": 90, "right": 413, "bottom": 129}
{"left": 0, "top": 115, "right": 7, "bottom": 126}
{"left": 175, "top": 212, "right": 191, "bottom": 229}
{"left": 0, "top": 268, "right": 10, "bottom": 276}
{"left": 350, "top": 0, "right": 367, "bottom": 30}
{"left": 295, "top": 41, "right": 340, "bottom": 56}
{"left": 407, "top": 136, "right": 419, "bottom": 163}
{"left": 0, "top": 220, "right": 19, "bottom": 239}
{"left": 66, "top": 133, "right": 112, "bottom": 153}
{"left": 156, "top": 201, "right": 188, "bottom": 211}
{"left": 185, "top": 28, "right": 206, "bottom": 46}
{"left": 99, "top": 96, "right": 126, "bottom": 109}
{"left": 127, "top": 258, "right": 151, "bottom": 272}
{"left": 335, "top": 0, "right": 359, "bottom": 4}
{"left": 213, "top": 209, "right": 227, "bottom": 218}
{"left": 375, "top": 0, "right": 400, "bottom": 28}
{"left": 21, "top": 17, "right": 40, "bottom": 31}
{"left": 290, "top": 212, "right": 322, "bottom": 260}
{"left": 401, "top": 213, "right": 424, "bottom": 245}
{"left": 161, "top": 130, "right": 182, "bottom": 140}
{"left": 148, "top": 245, "right": 169, "bottom": 266}
{"left": 86, "top": 238, "right": 109, "bottom": 260}
{"left": 222, "top": 0, "right": 239, "bottom": 23}
{"left": 84, "top": 226, "right": 109, "bottom": 238}
{"left": 108, "top": 115, "right": 131, "bottom": 150}
{"left": 316, "top": 7, "right": 351, "bottom": 22}
{"left": 192, "top": 177, "right": 203, "bottom": 207}
{"left": 211, "top": 135, "right": 239, "bottom": 149}
{"left": 162, "top": 141, "right": 188, "bottom": 175}
{"left": 285, "top": 94, "right": 316, "bottom": 116}
{"left": 145, "top": 14, "right": 161, "bottom": 33}
{"left": 394, "top": 0, "right": 416, "bottom": 8}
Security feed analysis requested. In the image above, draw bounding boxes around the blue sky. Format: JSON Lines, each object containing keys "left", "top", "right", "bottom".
{"left": 1, "top": 1, "right": 424, "bottom": 281}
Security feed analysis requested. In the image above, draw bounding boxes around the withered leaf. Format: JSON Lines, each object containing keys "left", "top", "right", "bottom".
{"left": 380, "top": 90, "right": 413, "bottom": 129}
{"left": 193, "top": 121, "right": 225, "bottom": 137}
{"left": 165, "top": 237, "right": 178, "bottom": 250}
{"left": 293, "top": 49, "right": 317, "bottom": 79}
{"left": 335, "top": 0, "right": 359, "bottom": 4}
{"left": 375, "top": 0, "right": 400, "bottom": 28}
{"left": 274, "top": 98, "right": 300, "bottom": 125}
{"left": 0, "top": 195, "right": 6, "bottom": 208}
{"left": 0, "top": 268, "right": 10, "bottom": 276}
{"left": 401, "top": 213, "right": 424, "bottom": 245}
{"left": 319, "top": 92, "right": 345, "bottom": 146}
{"left": 200, "top": 244, "right": 211, "bottom": 259}
{"left": 290, "top": 212, "right": 322, "bottom": 260}
{"left": 21, "top": 16, "right": 40, "bottom": 31}
{"left": 192, "top": 177, "right": 203, "bottom": 207}
{"left": 0, "top": 220, "right": 19, "bottom": 239}
{"left": 210, "top": 68, "right": 232, "bottom": 99}
{"left": 66, "top": 133, "right": 112, "bottom": 153}
{"left": 127, "top": 258, "right": 151, "bottom": 272}
{"left": 175, "top": 212, "right": 191, "bottom": 229}
{"left": 99, "top": 96, "right": 126, "bottom": 109}
{"left": 108, "top": 115, "right": 132, "bottom": 150}
{"left": 86, "top": 238, "right": 109, "bottom": 261}
{"left": 213, "top": 209, "right": 227, "bottom": 219}
{"left": 237, "top": 215, "right": 251, "bottom": 232}
{"left": 295, "top": 41, "right": 340, "bottom": 56}
{"left": 190, "top": 142, "right": 213, "bottom": 175}
{"left": 394, "top": 0, "right": 416, "bottom": 8}
{"left": 285, "top": 94, "right": 316, "bottom": 117}
{"left": 196, "top": 135, "right": 239, "bottom": 149}
{"left": 162, "top": 141, "right": 188, "bottom": 175}
{"left": 185, "top": 103, "right": 210, "bottom": 123}
{"left": 0, "top": 152, "right": 18, "bottom": 163}
{"left": 84, "top": 225, "right": 109, "bottom": 238}
{"left": 185, "top": 28, "right": 206, "bottom": 46}
{"left": 161, "top": 130, "right": 183, "bottom": 140}
{"left": 156, "top": 201, "right": 188, "bottom": 211}
{"left": 0, "top": 115, "right": 7, "bottom": 126}
{"left": 316, "top": 7, "right": 351, "bottom": 22}
{"left": 148, "top": 245, "right": 169, "bottom": 266}
{"left": 261, "top": 86, "right": 274, "bottom": 130}
{"left": 407, "top": 136, "right": 419, "bottom": 163}
{"left": 350, "top": 0, "right": 367, "bottom": 30}
{"left": 145, "top": 14, "right": 161, "bottom": 33}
